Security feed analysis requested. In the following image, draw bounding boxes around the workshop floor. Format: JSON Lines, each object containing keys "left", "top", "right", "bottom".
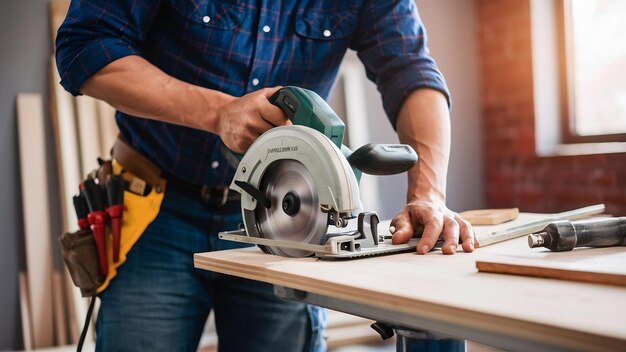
{"left": 198, "top": 339, "right": 501, "bottom": 352}
{"left": 330, "top": 341, "right": 395, "bottom": 351}
{"left": 330, "top": 340, "right": 502, "bottom": 352}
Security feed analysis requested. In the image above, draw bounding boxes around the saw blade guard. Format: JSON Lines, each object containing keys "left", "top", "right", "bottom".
{"left": 230, "top": 126, "right": 363, "bottom": 245}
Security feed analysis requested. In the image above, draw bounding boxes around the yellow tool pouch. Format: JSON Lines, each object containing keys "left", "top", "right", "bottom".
{"left": 94, "top": 135, "right": 167, "bottom": 293}
{"left": 95, "top": 161, "right": 165, "bottom": 293}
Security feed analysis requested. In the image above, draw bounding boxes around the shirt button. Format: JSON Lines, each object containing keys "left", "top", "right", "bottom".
{"left": 211, "top": 161, "right": 220, "bottom": 169}
{"left": 252, "top": 78, "right": 260, "bottom": 86}
{"left": 262, "top": 25, "right": 271, "bottom": 33}
{"left": 323, "top": 29, "right": 331, "bottom": 37}
{"left": 202, "top": 16, "right": 211, "bottom": 23}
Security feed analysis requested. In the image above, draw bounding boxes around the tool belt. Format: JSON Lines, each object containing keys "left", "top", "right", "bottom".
{"left": 59, "top": 135, "right": 240, "bottom": 296}
{"left": 59, "top": 135, "right": 165, "bottom": 296}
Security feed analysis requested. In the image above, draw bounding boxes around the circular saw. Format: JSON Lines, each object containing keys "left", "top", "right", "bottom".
{"left": 224, "top": 87, "right": 420, "bottom": 258}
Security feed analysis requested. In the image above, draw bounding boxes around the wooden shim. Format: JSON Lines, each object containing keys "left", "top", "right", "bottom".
{"left": 16, "top": 93, "right": 54, "bottom": 348}
{"left": 52, "top": 271, "right": 68, "bottom": 346}
{"left": 477, "top": 261, "right": 626, "bottom": 287}
{"left": 76, "top": 95, "right": 102, "bottom": 175}
{"left": 96, "top": 99, "right": 118, "bottom": 157}
{"left": 476, "top": 251, "right": 626, "bottom": 287}
{"left": 19, "top": 272, "right": 33, "bottom": 351}
{"left": 460, "top": 208, "right": 519, "bottom": 225}
{"left": 479, "top": 228, "right": 626, "bottom": 289}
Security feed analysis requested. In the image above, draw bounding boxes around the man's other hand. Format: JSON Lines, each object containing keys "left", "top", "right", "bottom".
{"left": 216, "top": 87, "right": 290, "bottom": 153}
{"left": 390, "top": 200, "right": 478, "bottom": 254}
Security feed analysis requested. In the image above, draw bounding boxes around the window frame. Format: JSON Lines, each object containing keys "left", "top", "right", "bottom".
{"left": 557, "top": 0, "right": 626, "bottom": 144}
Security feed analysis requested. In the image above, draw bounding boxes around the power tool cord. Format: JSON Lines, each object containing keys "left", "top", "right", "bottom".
{"left": 77, "top": 294, "right": 96, "bottom": 352}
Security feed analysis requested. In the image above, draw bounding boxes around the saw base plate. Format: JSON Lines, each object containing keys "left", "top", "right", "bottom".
{"left": 219, "top": 212, "right": 434, "bottom": 260}
{"left": 218, "top": 230, "right": 420, "bottom": 260}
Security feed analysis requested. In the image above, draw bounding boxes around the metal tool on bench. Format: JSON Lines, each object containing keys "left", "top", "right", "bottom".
{"left": 219, "top": 86, "right": 418, "bottom": 259}
{"left": 528, "top": 217, "right": 626, "bottom": 252}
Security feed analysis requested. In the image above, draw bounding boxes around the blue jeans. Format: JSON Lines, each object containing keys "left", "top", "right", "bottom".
{"left": 96, "top": 185, "right": 327, "bottom": 351}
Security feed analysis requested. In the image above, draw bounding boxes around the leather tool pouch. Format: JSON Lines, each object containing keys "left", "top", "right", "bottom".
{"left": 59, "top": 229, "right": 104, "bottom": 297}
{"left": 60, "top": 135, "right": 165, "bottom": 296}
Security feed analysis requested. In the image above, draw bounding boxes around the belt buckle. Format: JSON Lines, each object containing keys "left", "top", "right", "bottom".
{"left": 200, "top": 186, "right": 229, "bottom": 206}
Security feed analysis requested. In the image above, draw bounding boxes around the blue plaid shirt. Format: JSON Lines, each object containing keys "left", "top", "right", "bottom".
{"left": 56, "top": 0, "right": 449, "bottom": 188}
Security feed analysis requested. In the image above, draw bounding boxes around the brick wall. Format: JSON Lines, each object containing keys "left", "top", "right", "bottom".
{"left": 476, "top": 0, "right": 626, "bottom": 216}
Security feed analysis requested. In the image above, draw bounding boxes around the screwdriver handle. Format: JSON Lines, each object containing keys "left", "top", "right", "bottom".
{"left": 82, "top": 178, "right": 106, "bottom": 212}
{"left": 87, "top": 211, "right": 109, "bottom": 276}
{"left": 529, "top": 217, "right": 626, "bottom": 251}
{"left": 72, "top": 194, "right": 89, "bottom": 230}
{"left": 106, "top": 174, "right": 126, "bottom": 263}
{"left": 106, "top": 174, "right": 125, "bottom": 206}
{"left": 573, "top": 217, "right": 626, "bottom": 248}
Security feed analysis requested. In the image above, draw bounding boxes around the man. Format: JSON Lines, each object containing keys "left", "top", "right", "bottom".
{"left": 56, "top": 0, "right": 476, "bottom": 351}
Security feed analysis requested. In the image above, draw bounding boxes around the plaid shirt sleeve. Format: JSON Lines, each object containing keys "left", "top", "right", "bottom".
{"left": 351, "top": 0, "right": 450, "bottom": 128}
{"left": 55, "top": 0, "right": 164, "bottom": 96}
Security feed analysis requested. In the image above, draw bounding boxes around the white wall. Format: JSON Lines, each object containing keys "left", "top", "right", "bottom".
{"left": 419, "top": 0, "right": 484, "bottom": 211}
{"left": 332, "top": 0, "right": 484, "bottom": 219}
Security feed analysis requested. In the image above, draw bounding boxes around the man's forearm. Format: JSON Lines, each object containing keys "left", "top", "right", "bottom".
{"left": 396, "top": 89, "right": 451, "bottom": 204}
{"left": 80, "top": 55, "right": 233, "bottom": 132}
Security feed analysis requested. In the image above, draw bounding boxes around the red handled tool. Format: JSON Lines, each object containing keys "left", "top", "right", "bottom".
{"left": 82, "top": 178, "right": 109, "bottom": 276}
{"left": 106, "top": 174, "right": 125, "bottom": 263}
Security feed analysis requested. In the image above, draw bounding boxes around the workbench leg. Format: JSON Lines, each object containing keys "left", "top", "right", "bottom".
{"left": 395, "top": 329, "right": 467, "bottom": 352}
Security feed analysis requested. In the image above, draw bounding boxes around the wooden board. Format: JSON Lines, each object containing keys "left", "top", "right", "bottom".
{"left": 52, "top": 271, "right": 68, "bottom": 345}
{"left": 460, "top": 208, "right": 519, "bottom": 225}
{"left": 19, "top": 272, "right": 33, "bottom": 351}
{"left": 194, "top": 236, "right": 626, "bottom": 351}
{"left": 476, "top": 248, "right": 626, "bottom": 287}
{"left": 49, "top": 56, "right": 82, "bottom": 232}
{"left": 49, "top": 55, "right": 92, "bottom": 345}
{"left": 96, "top": 100, "right": 118, "bottom": 157}
{"left": 63, "top": 267, "right": 80, "bottom": 344}
{"left": 16, "top": 93, "right": 55, "bottom": 348}
{"left": 49, "top": 0, "right": 70, "bottom": 44}
{"left": 49, "top": 3, "right": 99, "bottom": 343}
{"left": 76, "top": 95, "right": 102, "bottom": 176}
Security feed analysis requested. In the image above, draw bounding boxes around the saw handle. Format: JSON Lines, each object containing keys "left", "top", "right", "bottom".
{"left": 347, "top": 144, "right": 417, "bottom": 175}
{"left": 220, "top": 86, "right": 343, "bottom": 166}
{"left": 269, "top": 87, "right": 346, "bottom": 148}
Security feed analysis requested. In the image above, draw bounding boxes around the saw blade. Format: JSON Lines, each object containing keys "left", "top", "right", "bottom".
{"left": 254, "top": 159, "right": 328, "bottom": 257}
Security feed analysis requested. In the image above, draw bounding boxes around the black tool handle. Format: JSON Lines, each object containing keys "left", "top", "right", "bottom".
{"left": 269, "top": 88, "right": 298, "bottom": 120}
{"left": 73, "top": 194, "right": 89, "bottom": 220}
{"left": 530, "top": 217, "right": 626, "bottom": 251}
{"left": 572, "top": 217, "right": 626, "bottom": 247}
{"left": 106, "top": 174, "right": 126, "bottom": 206}
{"left": 347, "top": 144, "right": 418, "bottom": 175}
{"left": 82, "top": 178, "right": 106, "bottom": 212}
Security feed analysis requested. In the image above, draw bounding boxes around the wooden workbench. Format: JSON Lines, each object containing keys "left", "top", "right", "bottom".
{"left": 194, "top": 236, "right": 626, "bottom": 351}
